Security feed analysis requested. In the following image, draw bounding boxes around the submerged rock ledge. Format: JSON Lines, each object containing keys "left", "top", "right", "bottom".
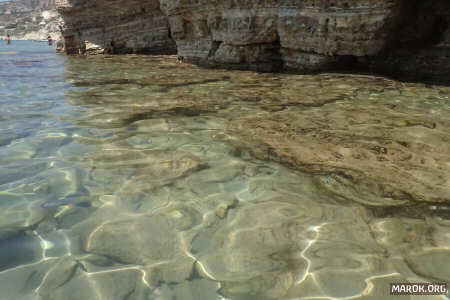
{"left": 55, "top": 0, "right": 449, "bottom": 81}
{"left": 52, "top": 0, "right": 450, "bottom": 206}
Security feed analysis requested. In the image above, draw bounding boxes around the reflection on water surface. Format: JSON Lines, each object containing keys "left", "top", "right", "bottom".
{"left": 0, "top": 42, "right": 449, "bottom": 300}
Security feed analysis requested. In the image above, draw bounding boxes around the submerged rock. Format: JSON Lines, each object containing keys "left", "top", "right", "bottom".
{"left": 226, "top": 77, "right": 450, "bottom": 206}
{"left": 370, "top": 217, "right": 450, "bottom": 282}
{"left": 85, "top": 206, "right": 201, "bottom": 265}
{"left": 0, "top": 258, "right": 57, "bottom": 300}
{"left": 37, "top": 258, "right": 148, "bottom": 300}
{"left": 405, "top": 250, "right": 450, "bottom": 282}
{"left": 0, "top": 232, "right": 43, "bottom": 271}
{"left": 0, "top": 195, "right": 48, "bottom": 240}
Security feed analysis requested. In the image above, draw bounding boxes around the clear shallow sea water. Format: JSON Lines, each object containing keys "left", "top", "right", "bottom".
{"left": 0, "top": 41, "right": 449, "bottom": 300}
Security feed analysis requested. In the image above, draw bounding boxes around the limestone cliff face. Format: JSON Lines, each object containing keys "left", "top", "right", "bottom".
{"left": 56, "top": 0, "right": 176, "bottom": 54}
{"left": 158, "top": 0, "right": 408, "bottom": 72}
{"left": 56, "top": 0, "right": 449, "bottom": 81}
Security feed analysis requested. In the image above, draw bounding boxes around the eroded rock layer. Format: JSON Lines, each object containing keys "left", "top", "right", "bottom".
{"left": 56, "top": 0, "right": 450, "bottom": 80}
{"left": 160, "top": 0, "right": 403, "bottom": 72}
{"left": 56, "top": 0, "right": 176, "bottom": 54}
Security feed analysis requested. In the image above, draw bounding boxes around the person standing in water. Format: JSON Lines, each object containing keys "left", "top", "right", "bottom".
{"left": 6, "top": 34, "right": 11, "bottom": 45}
{"left": 47, "top": 35, "right": 53, "bottom": 46}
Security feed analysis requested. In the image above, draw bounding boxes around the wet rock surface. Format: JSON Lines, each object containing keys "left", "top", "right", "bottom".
{"left": 85, "top": 209, "right": 197, "bottom": 265}
{"left": 226, "top": 75, "right": 450, "bottom": 205}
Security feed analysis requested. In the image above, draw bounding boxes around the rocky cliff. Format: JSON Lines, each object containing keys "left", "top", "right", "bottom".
{"left": 56, "top": 0, "right": 449, "bottom": 80}
{"left": 0, "top": 0, "right": 61, "bottom": 40}
{"left": 56, "top": 0, "right": 176, "bottom": 54}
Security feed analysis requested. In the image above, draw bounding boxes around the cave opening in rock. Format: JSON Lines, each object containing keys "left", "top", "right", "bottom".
{"left": 387, "top": 0, "right": 449, "bottom": 51}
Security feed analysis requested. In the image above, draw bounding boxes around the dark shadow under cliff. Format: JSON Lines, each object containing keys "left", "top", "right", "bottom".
{"left": 358, "top": 0, "right": 450, "bottom": 83}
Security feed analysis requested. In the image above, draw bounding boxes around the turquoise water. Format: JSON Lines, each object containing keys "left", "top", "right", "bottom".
{"left": 0, "top": 41, "right": 449, "bottom": 300}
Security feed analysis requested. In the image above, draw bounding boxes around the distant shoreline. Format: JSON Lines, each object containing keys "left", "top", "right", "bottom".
{"left": 1, "top": 38, "right": 54, "bottom": 42}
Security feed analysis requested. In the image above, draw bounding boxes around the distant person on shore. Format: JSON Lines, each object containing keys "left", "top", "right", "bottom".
{"left": 6, "top": 34, "right": 11, "bottom": 45}
{"left": 47, "top": 35, "right": 53, "bottom": 46}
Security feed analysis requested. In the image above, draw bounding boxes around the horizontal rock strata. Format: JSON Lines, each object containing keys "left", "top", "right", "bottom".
{"left": 56, "top": 0, "right": 450, "bottom": 81}
{"left": 56, "top": 0, "right": 176, "bottom": 54}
